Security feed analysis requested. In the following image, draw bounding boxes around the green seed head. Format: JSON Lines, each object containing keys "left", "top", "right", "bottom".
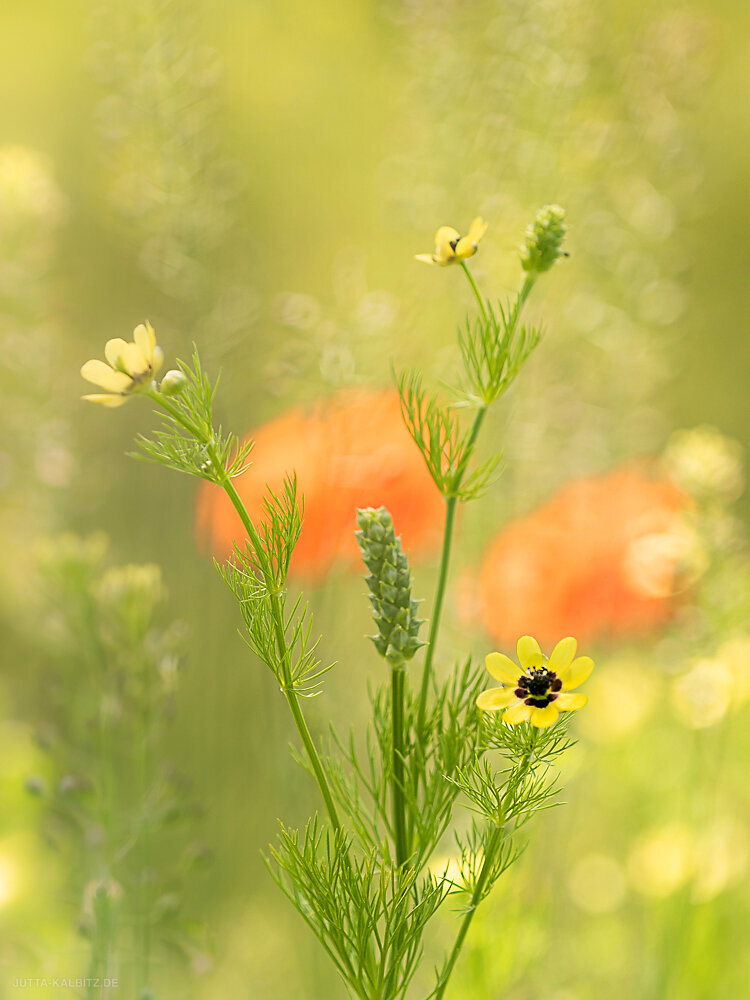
{"left": 355, "top": 506, "right": 424, "bottom": 667}
{"left": 519, "top": 204, "right": 567, "bottom": 275}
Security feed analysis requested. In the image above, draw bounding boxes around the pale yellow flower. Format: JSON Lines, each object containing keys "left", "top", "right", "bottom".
{"left": 477, "top": 635, "right": 593, "bottom": 728}
{"left": 415, "top": 217, "right": 488, "bottom": 266}
{"left": 81, "top": 322, "right": 164, "bottom": 407}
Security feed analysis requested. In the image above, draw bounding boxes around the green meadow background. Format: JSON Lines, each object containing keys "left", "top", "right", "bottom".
{"left": 1, "top": 0, "right": 749, "bottom": 998}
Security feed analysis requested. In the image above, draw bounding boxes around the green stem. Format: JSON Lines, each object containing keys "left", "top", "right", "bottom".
{"left": 460, "top": 262, "right": 488, "bottom": 322}
{"left": 219, "top": 476, "right": 342, "bottom": 833}
{"left": 415, "top": 404, "right": 485, "bottom": 742}
{"left": 391, "top": 666, "right": 408, "bottom": 867}
{"left": 435, "top": 731, "right": 538, "bottom": 1000}
{"left": 150, "top": 390, "right": 204, "bottom": 439}
{"left": 457, "top": 406, "right": 487, "bottom": 481}
{"left": 150, "top": 393, "right": 341, "bottom": 832}
{"left": 515, "top": 274, "right": 536, "bottom": 317}
{"left": 282, "top": 673, "right": 341, "bottom": 831}
{"left": 415, "top": 271, "right": 536, "bottom": 740}
{"left": 415, "top": 495, "right": 456, "bottom": 741}
{"left": 433, "top": 824, "right": 503, "bottom": 1000}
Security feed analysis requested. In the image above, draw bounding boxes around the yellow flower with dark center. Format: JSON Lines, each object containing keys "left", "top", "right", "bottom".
{"left": 81, "top": 322, "right": 164, "bottom": 407}
{"left": 477, "top": 635, "right": 593, "bottom": 728}
{"left": 415, "top": 217, "right": 488, "bottom": 266}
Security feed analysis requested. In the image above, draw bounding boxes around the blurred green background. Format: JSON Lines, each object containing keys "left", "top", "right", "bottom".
{"left": 1, "top": 0, "right": 749, "bottom": 998}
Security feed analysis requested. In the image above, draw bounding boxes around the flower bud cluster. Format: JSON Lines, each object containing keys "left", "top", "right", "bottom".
{"left": 356, "top": 507, "right": 423, "bottom": 667}
{"left": 519, "top": 204, "right": 567, "bottom": 274}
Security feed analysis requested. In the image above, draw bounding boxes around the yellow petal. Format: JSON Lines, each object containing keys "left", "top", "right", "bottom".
{"left": 517, "top": 636, "right": 543, "bottom": 671}
{"left": 133, "top": 321, "right": 156, "bottom": 362}
{"left": 485, "top": 651, "right": 521, "bottom": 685}
{"left": 434, "top": 225, "right": 460, "bottom": 246}
{"left": 81, "top": 359, "right": 131, "bottom": 392}
{"left": 549, "top": 636, "right": 577, "bottom": 673}
{"left": 152, "top": 345, "right": 164, "bottom": 374}
{"left": 467, "top": 216, "right": 488, "bottom": 243}
{"left": 453, "top": 235, "right": 478, "bottom": 260}
{"left": 415, "top": 254, "right": 438, "bottom": 264}
{"left": 530, "top": 704, "right": 560, "bottom": 728}
{"left": 503, "top": 701, "right": 531, "bottom": 725}
{"left": 477, "top": 687, "right": 517, "bottom": 712}
{"left": 556, "top": 692, "right": 587, "bottom": 711}
{"left": 119, "top": 341, "right": 149, "bottom": 377}
{"left": 104, "top": 338, "right": 130, "bottom": 368}
{"left": 81, "top": 393, "right": 129, "bottom": 407}
{"left": 434, "top": 226, "right": 460, "bottom": 262}
{"left": 560, "top": 656, "right": 594, "bottom": 690}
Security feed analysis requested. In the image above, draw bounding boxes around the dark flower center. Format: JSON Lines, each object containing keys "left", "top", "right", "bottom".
{"left": 514, "top": 667, "right": 562, "bottom": 709}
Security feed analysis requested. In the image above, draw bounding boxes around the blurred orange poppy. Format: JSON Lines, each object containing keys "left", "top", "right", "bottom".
{"left": 195, "top": 389, "right": 445, "bottom": 578}
{"left": 477, "top": 466, "right": 694, "bottom": 645}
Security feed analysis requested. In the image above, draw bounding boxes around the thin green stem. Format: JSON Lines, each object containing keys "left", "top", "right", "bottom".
{"left": 282, "top": 676, "right": 341, "bottom": 831}
{"left": 460, "top": 262, "right": 488, "bottom": 322}
{"left": 456, "top": 406, "right": 487, "bottom": 482}
{"left": 218, "top": 472, "right": 342, "bottom": 833}
{"left": 415, "top": 271, "right": 536, "bottom": 742}
{"left": 415, "top": 403, "right": 485, "bottom": 743}
{"left": 149, "top": 392, "right": 341, "bottom": 832}
{"left": 150, "top": 390, "right": 204, "bottom": 440}
{"left": 433, "top": 824, "right": 502, "bottom": 1000}
{"left": 391, "top": 666, "right": 408, "bottom": 867}
{"left": 514, "top": 274, "right": 536, "bottom": 323}
{"left": 435, "top": 730, "right": 538, "bottom": 1000}
{"left": 415, "top": 495, "right": 456, "bottom": 741}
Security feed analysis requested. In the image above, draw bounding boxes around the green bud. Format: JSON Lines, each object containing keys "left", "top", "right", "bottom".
{"left": 356, "top": 506, "right": 424, "bottom": 667}
{"left": 519, "top": 204, "right": 567, "bottom": 275}
{"left": 159, "top": 369, "right": 188, "bottom": 396}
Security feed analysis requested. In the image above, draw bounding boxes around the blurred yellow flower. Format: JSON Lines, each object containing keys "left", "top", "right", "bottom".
{"left": 671, "top": 657, "right": 734, "bottom": 728}
{"left": 578, "top": 657, "right": 659, "bottom": 743}
{"left": 716, "top": 636, "right": 750, "bottom": 705}
{"left": 415, "top": 217, "right": 488, "bottom": 266}
{"left": 663, "top": 425, "right": 744, "bottom": 503}
{"left": 627, "top": 823, "right": 694, "bottom": 898}
{"left": 627, "top": 818, "right": 747, "bottom": 903}
{"left": 477, "top": 635, "right": 593, "bottom": 728}
{"left": 0, "top": 144, "right": 64, "bottom": 223}
{"left": 692, "top": 818, "right": 748, "bottom": 903}
{"left": 80, "top": 321, "right": 164, "bottom": 407}
{"left": 568, "top": 854, "right": 627, "bottom": 914}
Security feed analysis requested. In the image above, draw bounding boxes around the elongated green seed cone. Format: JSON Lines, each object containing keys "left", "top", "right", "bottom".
{"left": 519, "top": 204, "right": 567, "bottom": 275}
{"left": 355, "top": 506, "right": 424, "bottom": 667}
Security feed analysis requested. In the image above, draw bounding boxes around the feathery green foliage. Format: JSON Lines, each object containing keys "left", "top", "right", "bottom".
{"left": 133, "top": 350, "right": 253, "bottom": 484}
{"left": 76, "top": 206, "right": 579, "bottom": 1000}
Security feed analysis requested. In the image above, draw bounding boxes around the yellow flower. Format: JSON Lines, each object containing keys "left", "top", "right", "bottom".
{"left": 477, "top": 635, "right": 593, "bottom": 728}
{"left": 80, "top": 322, "right": 164, "bottom": 407}
{"left": 415, "top": 217, "right": 488, "bottom": 266}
